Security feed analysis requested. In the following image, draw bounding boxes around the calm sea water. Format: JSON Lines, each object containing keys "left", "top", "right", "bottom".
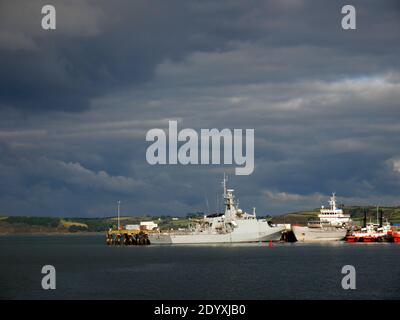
{"left": 0, "top": 234, "right": 399, "bottom": 300}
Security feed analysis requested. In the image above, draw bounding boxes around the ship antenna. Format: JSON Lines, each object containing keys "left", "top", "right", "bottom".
{"left": 222, "top": 173, "right": 227, "bottom": 197}
{"left": 117, "top": 200, "right": 121, "bottom": 230}
{"left": 204, "top": 193, "right": 210, "bottom": 214}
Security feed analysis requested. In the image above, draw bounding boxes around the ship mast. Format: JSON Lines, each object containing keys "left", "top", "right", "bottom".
{"left": 330, "top": 193, "right": 337, "bottom": 210}
{"left": 223, "top": 173, "right": 227, "bottom": 197}
{"left": 117, "top": 200, "right": 121, "bottom": 230}
{"left": 222, "top": 173, "right": 235, "bottom": 220}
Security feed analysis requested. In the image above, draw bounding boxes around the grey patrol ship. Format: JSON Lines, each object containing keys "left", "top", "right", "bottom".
{"left": 149, "top": 175, "right": 286, "bottom": 244}
{"left": 292, "top": 193, "right": 351, "bottom": 242}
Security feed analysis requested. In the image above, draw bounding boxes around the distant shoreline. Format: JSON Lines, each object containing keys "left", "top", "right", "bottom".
{"left": 0, "top": 231, "right": 104, "bottom": 236}
{"left": 1, "top": 205, "right": 399, "bottom": 235}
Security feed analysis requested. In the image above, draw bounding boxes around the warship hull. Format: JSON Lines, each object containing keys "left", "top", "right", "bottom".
{"left": 149, "top": 221, "right": 285, "bottom": 244}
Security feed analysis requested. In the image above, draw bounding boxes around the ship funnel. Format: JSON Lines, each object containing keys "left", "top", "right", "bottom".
{"left": 363, "top": 209, "right": 367, "bottom": 228}
{"left": 379, "top": 209, "right": 383, "bottom": 227}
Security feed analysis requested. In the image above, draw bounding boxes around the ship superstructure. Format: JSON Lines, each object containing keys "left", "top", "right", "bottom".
{"left": 318, "top": 193, "right": 351, "bottom": 227}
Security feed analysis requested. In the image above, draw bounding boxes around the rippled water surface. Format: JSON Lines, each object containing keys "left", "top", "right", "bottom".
{"left": 1, "top": 235, "right": 399, "bottom": 299}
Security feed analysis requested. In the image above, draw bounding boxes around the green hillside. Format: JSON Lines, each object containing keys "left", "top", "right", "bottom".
{"left": 1, "top": 207, "right": 400, "bottom": 234}
{"left": 0, "top": 214, "right": 196, "bottom": 234}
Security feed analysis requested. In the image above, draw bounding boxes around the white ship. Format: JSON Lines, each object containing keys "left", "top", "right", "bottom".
{"left": 292, "top": 193, "right": 351, "bottom": 242}
{"left": 149, "top": 175, "right": 286, "bottom": 244}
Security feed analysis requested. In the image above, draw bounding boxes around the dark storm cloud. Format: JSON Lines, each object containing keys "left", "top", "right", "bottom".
{"left": 0, "top": 1, "right": 400, "bottom": 216}
{"left": 1, "top": 0, "right": 399, "bottom": 112}
{"left": 0, "top": 0, "right": 269, "bottom": 112}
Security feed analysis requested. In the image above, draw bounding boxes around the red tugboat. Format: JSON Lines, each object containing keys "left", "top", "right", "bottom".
{"left": 346, "top": 223, "right": 392, "bottom": 242}
{"left": 346, "top": 208, "right": 392, "bottom": 243}
{"left": 392, "top": 231, "right": 400, "bottom": 243}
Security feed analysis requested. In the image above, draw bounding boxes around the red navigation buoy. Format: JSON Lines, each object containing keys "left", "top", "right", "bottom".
{"left": 269, "top": 240, "right": 273, "bottom": 248}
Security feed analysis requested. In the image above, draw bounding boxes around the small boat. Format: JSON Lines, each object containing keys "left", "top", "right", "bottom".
{"left": 346, "top": 219, "right": 392, "bottom": 243}
{"left": 392, "top": 231, "right": 400, "bottom": 243}
{"left": 345, "top": 207, "right": 395, "bottom": 243}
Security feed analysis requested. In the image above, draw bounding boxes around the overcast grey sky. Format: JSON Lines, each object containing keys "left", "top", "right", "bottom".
{"left": 1, "top": 0, "right": 400, "bottom": 217}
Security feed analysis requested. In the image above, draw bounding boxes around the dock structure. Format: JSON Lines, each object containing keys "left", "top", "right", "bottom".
{"left": 106, "top": 228, "right": 155, "bottom": 245}
{"left": 107, "top": 201, "right": 157, "bottom": 245}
